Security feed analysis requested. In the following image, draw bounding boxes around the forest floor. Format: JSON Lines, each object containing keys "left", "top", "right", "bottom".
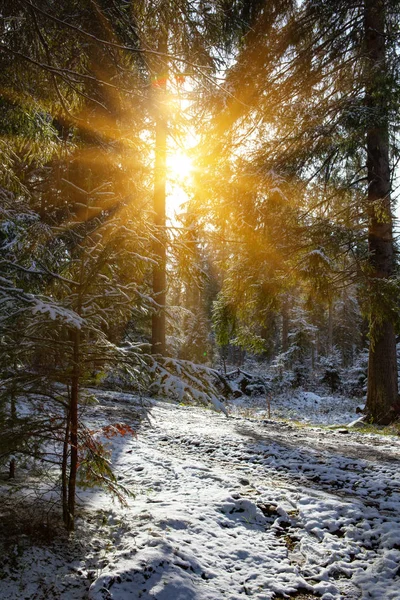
{"left": 1, "top": 390, "right": 400, "bottom": 600}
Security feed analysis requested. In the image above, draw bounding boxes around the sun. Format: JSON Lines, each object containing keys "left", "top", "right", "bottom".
{"left": 166, "top": 143, "right": 196, "bottom": 217}
{"left": 166, "top": 150, "right": 193, "bottom": 217}
{"left": 167, "top": 150, "right": 193, "bottom": 182}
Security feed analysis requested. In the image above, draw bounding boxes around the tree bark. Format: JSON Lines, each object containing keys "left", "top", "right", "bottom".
{"left": 364, "top": 0, "right": 399, "bottom": 424}
{"left": 66, "top": 192, "right": 86, "bottom": 531}
{"left": 151, "top": 33, "right": 168, "bottom": 356}
{"left": 62, "top": 405, "right": 70, "bottom": 527}
{"left": 66, "top": 332, "right": 80, "bottom": 531}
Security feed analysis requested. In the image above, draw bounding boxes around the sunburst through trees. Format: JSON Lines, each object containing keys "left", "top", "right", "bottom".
{"left": 1, "top": 0, "right": 400, "bottom": 530}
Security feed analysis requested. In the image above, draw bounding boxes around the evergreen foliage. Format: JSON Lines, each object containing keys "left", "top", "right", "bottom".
{"left": 1, "top": 0, "right": 400, "bottom": 534}
{"left": 194, "top": 0, "right": 400, "bottom": 424}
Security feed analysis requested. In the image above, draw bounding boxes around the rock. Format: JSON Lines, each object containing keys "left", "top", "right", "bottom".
{"left": 257, "top": 503, "right": 278, "bottom": 516}
{"left": 238, "top": 478, "right": 250, "bottom": 486}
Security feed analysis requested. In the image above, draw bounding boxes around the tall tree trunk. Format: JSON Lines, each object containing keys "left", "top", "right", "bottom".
{"left": 62, "top": 403, "right": 70, "bottom": 527}
{"left": 364, "top": 0, "right": 399, "bottom": 424}
{"left": 151, "top": 33, "right": 168, "bottom": 356}
{"left": 66, "top": 190, "right": 86, "bottom": 531}
{"left": 9, "top": 374, "right": 17, "bottom": 479}
{"left": 66, "top": 332, "right": 80, "bottom": 531}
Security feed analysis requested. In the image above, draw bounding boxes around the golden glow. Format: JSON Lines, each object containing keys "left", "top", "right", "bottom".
{"left": 168, "top": 150, "right": 193, "bottom": 182}
{"left": 166, "top": 149, "right": 194, "bottom": 217}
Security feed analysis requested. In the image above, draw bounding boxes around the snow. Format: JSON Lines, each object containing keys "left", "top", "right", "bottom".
{"left": 230, "top": 389, "right": 363, "bottom": 425}
{"left": 30, "top": 298, "right": 84, "bottom": 328}
{"left": 1, "top": 390, "right": 400, "bottom": 599}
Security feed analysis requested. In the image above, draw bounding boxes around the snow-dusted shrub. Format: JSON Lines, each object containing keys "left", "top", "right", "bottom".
{"left": 341, "top": 350, "right": 368, "bottom": 397}
{"left": 147, "top": 357, "right": 228, "bottom": 414}
{"left": 290, "top": 363, "right": 310, "bottom": 388}
{"left": 226, "top": 369, "right": 271, "bottom": 397}
{"left": 319, "top": 351, "right": 342, "bottom": 392}
{"left": 321, "top": 366, "right": 341, "bottom": 392}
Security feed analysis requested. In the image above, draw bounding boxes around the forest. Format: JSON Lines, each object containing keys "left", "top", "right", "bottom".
{"left": 1, "top": 1, "right": 400, "bottom": 599}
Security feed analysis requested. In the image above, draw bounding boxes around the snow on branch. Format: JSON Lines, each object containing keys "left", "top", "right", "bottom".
{"left": 30, "top": 298, "right": 84, "bottom": 329}
{"left": 149, "top": 357, "right": 228, "bottom": 415}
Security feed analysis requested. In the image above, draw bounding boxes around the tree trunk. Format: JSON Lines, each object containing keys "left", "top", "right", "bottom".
{"left": 364, "top": 0, "right": 399, "bottom": 424}
{"left": 151, "top": 33, "right": 168, "bottom": 356}
{"left": 9, "top": 382, "right": 17, "bottom": 479}
{"left": 66, "top": 333, "right": 80, "bottom": 531}
{"left": 62, "top": 404, "right": 70, "bottom": 527}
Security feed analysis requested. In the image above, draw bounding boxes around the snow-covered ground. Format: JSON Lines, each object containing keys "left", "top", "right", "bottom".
{"left": 1, "top": 390, "right": 400, "bottom": 600}
{"left": 230, "top": 390, "right": 364, "bottom": 425}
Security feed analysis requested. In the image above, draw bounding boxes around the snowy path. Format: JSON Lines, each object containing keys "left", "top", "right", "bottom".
{"left": 86, "top": 396, "right": 400, "bottom": 600}
{"left": 1, "top": 394, "right": 400, "bottom": 600}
